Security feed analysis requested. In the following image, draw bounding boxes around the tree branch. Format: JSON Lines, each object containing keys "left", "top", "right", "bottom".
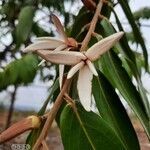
{"left": 80, "top": 0, "right": 104, "bottom": 51}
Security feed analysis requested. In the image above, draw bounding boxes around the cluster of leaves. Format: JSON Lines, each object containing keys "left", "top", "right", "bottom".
{"left": 0, "top": 54, "right": 38, "bottom": 91}
{"left": 0, "top": 0, "right": 75, "bottom": 89}
{"left": 134, "top": 7, "right": 150, "bottom": 20}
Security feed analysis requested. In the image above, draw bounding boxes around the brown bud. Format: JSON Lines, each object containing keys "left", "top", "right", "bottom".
{"left": 81, "top": 0, "right": 96, "bottom": 11}
{"left": 67, "top": 38, "right": 78, "bottom": 48}
{"left": 0, "top": 115, "right": 41, "bottom": 144}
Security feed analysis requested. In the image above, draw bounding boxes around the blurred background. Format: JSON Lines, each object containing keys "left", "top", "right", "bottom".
{"left": 0, "top": 0, "right": 150, "bottom": 148}
{"left": 0, "top": 0, "right": 82, "bottom": 112}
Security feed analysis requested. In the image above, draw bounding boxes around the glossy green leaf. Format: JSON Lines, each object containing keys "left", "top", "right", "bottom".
{"left": 100, "top": 18, "right": 150, "bottom": 122}
{"left": 109, "top": 10, "right": 136, "bottom": 62}
{"left": 60, "top": 104, "right": 125, "bottom": 150}
{"left": 99, "top": 50, "right": 150, "bottom": 138}
{"left": 118, "top": 0, "right": 148, "bottom": 70}
{"left": 16, "top": 6, "right": 34, "bottom": 45}
{"left": 100, "top": 18, "right": 140, "bottom": 78}
{"left": 92, "top": 72, "right": 140, "bottom": 150}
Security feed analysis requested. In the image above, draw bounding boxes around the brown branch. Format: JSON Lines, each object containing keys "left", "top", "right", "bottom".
{"left": 0, "top": 116, "right": 41, "bottom": 144}
{"left": 33, "top": 78, "right": 71, "bottom": 150}
{"left": 42, "top": 140, "right": 49, "bottom": 150}
{"left": 80, "top": 0, "right": 104, "bottom": 51}
{"left": 5, "top": 85, "right": 18, "bottom": 129}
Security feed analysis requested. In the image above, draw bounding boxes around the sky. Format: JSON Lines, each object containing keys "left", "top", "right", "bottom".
{"left": 0, "top": 0, "right": 150, "bottom": 111}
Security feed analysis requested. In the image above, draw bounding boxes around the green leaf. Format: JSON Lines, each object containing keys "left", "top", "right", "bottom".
{"left": 133, "top": 7, "right": 150, "bottom": 20}
{"left": 71, "top": 4, "right": 111, "bottom": 40}
{"left": 108, "top": 10, "right": 136, "bottom": 63}
{"left": 60, "top": 104, "right": 125, "bottom": 150}
{"left": 118, "top": 0, "right": 148, "bottom": 70}
{"left": 99, "top": 17, "right": 141, "bottom": 81}
{"left": 126, "top": 32, "right": 136, "bottom": 43}
{"left": 101, "top": 16, "right": 150, "bottom": 119}
{"left": 99, "top": 50, "right": 150, "bottom": 138}
{"left": 16, "top": 6, "right": 35, "bottom": 45}
{"left": 102, "top": 19, "right": 136, "bottom": 58}
{"left": 135, "top": 52, "right": 148, "bottom": 73}
{"left": 1, "top": 2, "right": 16, "bottom": 22}
{"left": 19, "top": 54, "right": 38, "bottom": 83}
{"left": 0, "top": 54, "right": 38, "bottom": 91}
{"left": 92, "top": 72, "right": 140, "bottom": 150}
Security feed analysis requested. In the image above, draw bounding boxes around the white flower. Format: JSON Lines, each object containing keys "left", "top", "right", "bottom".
{"left": 23, "top": 14, "right": 77, "bottom": 52}
{"left": 23, "top": 14, "right": 77, "bottom": 89}
{"left": 35, "top": 32, "right": 124, "bottom": 111}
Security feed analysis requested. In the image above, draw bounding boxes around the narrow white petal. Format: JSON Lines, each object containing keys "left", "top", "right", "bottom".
{"left": 59, "top": 64, "right": 64, "bottom": 89}
{"left": 77, "top": 66, "right": 93, "bottom": 111}
{"left": 51, "top": 14, "right": 68, "bottom": 42}
{"left": 34, "top": 37, "right": 63, "bottom": 42}
{"left": 54, "top": 44, "right": 67, "bottom": 51}
{"left": 86, "top": 60, "right": 98, "bottom": 76}
{"left": 23, "top": 40, "right": 64, "bottom": 52}
{"left": 67, "top": 61, "right": 85, "bottom": 79}
{"left": 86, "top": 32, "right": 124, "bottom": 61}
{"left": 36, "top": 50, "right": 86, "bottom": 65}
{"left": 64, "top": 47, "right": 72, "bottom": 51}
{"left": 38, "top": 59, "right": 46, "bottom": 66}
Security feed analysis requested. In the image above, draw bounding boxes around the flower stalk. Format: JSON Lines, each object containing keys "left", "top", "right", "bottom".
{"left": 80, "top": 0, "right": 104, "bottom": 51}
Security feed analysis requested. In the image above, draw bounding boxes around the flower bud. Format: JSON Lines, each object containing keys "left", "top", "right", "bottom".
{"left": 81, "top": 0, "right": 96, "bottom": 11}
{"left": 0, "top": 115, "right": 41, "bottom": 143}
{"left": 67, "top": 38, "right": 78, "bottom": 48}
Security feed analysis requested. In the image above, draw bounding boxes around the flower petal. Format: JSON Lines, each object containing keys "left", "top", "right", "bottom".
{"left": 85, "top": 32, "right": 124, "bottom": 61}
{"left": 51, "top": 14, "right": 68, "bottom": 43}
{"left": 34, "top": 37, "right": 63, "bottom": 42}
{"left": 36, "top": 50, "right": 86, "bottom": 65}
{"left": 67, "top": 61, "right": 85, "bottom": 79}
{"left": 54, "top": 44, "right": 67, "bottom": 51}
{"left": 59, "top": 64, "right": 64, "bottom": 89}
{"left": 23, "top": 39, "right": 64, "bottom": 52}
{"left": 77, "top": 65, "right": 93, "bottom": 111}
{"left": 86, "top": 60, "right": 98, "bottom": 76}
